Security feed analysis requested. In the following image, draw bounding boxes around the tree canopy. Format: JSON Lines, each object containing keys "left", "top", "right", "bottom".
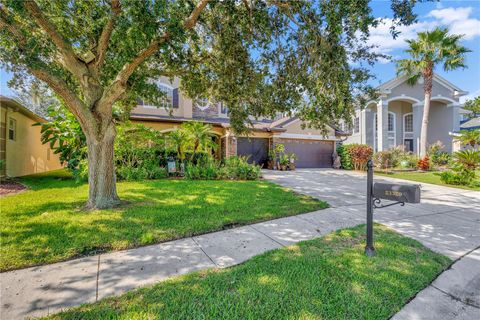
{"left": 1, "top": 0, "right": 423, "bottom": 132}
{"left": 0, "top": 0, "right": 424, "bottom": 208}
{"left": 463, "top": 97, "right": 480, "bottom": 119}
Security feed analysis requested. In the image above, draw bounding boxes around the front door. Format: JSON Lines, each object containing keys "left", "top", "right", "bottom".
{"left": 404, "top": 139, "right": 414, "bottom": 152}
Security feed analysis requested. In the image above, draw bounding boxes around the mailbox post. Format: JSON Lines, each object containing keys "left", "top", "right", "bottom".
{"left": 365, "top": 160, "right": 421, "bottom": 257}
{"left": 365, "top": 160, "right": 375, "bottom": 256}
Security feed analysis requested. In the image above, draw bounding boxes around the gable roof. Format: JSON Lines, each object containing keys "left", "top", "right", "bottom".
{"left": 377, "top": 74, "right": 468, "bottom": 96}
{"left": 0, "top": 95, "right": 46, "bottom": 123}
{"left": 460, "top": 117, "right": 480, "bottom": 131}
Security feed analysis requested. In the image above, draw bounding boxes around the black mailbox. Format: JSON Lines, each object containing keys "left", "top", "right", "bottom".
{"left": 373, "top": 182, "right": 421, "bottom": 203}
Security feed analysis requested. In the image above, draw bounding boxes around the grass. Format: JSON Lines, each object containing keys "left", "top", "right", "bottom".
{"left": 0, "top": 170, "right": 326, "bottom": 271}
{"left": 375, "top": 170, "right": 480, "bottom": 191}
{"left": 43, "top": 225, "right": 451, "bottom": 320}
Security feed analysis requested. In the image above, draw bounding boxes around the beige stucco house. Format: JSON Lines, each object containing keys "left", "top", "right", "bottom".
{"left": 131, "top": 77, "right": 345, "bottom": 168}
{"left": 0, "top": 96, "right": 63, "bottom": 178}
{"left": 342, "top": 74, "right": 468, "bottom": 154}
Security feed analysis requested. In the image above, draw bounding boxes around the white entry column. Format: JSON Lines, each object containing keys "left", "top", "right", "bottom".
{"left": 376, "top": 100, "right": 388, "bottom": 152}
{"left": 412, "top": 103, "right": 423, "bottom": 156}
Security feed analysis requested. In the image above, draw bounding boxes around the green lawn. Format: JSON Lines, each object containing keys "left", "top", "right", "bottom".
{"left": 375, "top": 170, "right": 480, "bottom": 191}
{"left": 44, "top": 225, "right": 451, "bottom": 320}
{"left": 0, "top": 170, "right": 326, "bottom": 271}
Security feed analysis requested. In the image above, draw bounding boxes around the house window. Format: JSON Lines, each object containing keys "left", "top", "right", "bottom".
{"left": 404, "top": 113, "right": 413, "bottom": 132}
{"left": 388, "top": 112, "right": 395, "bottom": 132}
{"left": 387, "top": 112, "right": 396, "bottom": 149}
{"left": 220, "top": 102, "right": 228, "bottom": 114}
{"left": 138, "top": 84, "right": 175, "bottom": 109}
{"left": 8, "top": 118, "right": 16, "bottom": 141}
{"left": 195, "top": 98, "right": 211, "bottom": 111}
{"left": 158, "top": 84, "right": 174, "bottom": 109}
{"left": 354, "top": 117, "right": 359, "bottom": 133}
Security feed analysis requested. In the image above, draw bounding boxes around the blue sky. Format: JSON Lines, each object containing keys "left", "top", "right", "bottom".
{"left": 1, "top": 0, "right": 479, "bottom": 102}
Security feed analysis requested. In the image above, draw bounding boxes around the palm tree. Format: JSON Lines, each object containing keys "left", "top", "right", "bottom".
{"left": 168, "top": 130, "right": 189, "bottom": 162}
{"left": 452, "top": 149, "right": 480, "bottom": 171}
{"left": 183, "top": 121, "right": 215, "bottom": 161}
{"left": 396, "top": 27, "right": 470, "bottom": 157}
{"left": 454, "top": 129, "right": 480, "bottom": 148}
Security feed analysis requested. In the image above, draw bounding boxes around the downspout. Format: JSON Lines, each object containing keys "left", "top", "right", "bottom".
{"left": 3, "top": 107, "right": 8, "bottom": 179}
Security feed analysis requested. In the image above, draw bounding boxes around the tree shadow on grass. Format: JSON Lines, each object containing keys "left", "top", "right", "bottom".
{"left": 1, "top": 180, "right": 323, "bottom": 271}
{"left": 54, "top": 225, "right": 451, "bottom": 320}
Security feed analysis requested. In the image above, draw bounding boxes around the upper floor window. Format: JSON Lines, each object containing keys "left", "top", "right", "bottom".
{"left": 158, "top": 84, "right": 174, "bottom": 109}
{"left": 354, "top": 117, "right": 360, "bottom": 133}
{"left": 404, "top": 113, "right": 413, "bottom": 132}
{"left": 138, "top": 84, "right": 178, "bottom": 109}
{"left": 219, "top": 102, "right": 228, "bottom": 114}
{"left": 195, "top": 98, "right": 211, "bottom": 111}
{"left": 8, "top": 118, "right": 16, "bottom": 141}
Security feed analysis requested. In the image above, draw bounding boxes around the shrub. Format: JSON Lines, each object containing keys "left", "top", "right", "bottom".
{"left": 223, "top": 156, "right": 261, "bottom": 180}
{"left": 417, "top": 156, "right": 430, "bottom": 171}
{"left": 184, "top": 156, "right": 261, "bottom": 181}
{"left": 373, "top": 151, "right": 394, "bottom": 169}
{"left": 440, "top": 149, "right": 479, "bottom": 186}
{"left": 427, "top": 141, "right": 450, "bottom": 167}
{"left": 399, "top": 153, "right": 418, "bottom": 169}
{"left": 337, "top": 144, "right": 353, "bottom": 170}
{"left": 440, "top": 169, "right": 475, "bottom": 186}
{"left": 114, "top": 124, "right": 167, "bottom": 181}
{"left": 432, "top": 152, "right": 451, "bottom": 166}
{"left": 347, "top": 144, "right": 373, "bottom": 170}
{"left": 452, "top": 149, "right": 480, "bottom": 170}
{"left": 184, "top": 157, "right": 222, "bottom": 180}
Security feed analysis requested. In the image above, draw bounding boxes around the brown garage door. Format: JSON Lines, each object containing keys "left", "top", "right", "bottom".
{"left": 280, "top": 139, "right": 333, "bottom": 168}
{"left": 237, "top": 137, "right": 269, "bottom": 167}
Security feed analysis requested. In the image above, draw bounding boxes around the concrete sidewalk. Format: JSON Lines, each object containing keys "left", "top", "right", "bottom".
{"left": 1, "top": 169, "right": 479, "bottom": 319}
{"left": 1, "top": 206, "right": 366, "bottom": 319}
{"left": 392, "top": 247, "right": 480, "bottom": 320}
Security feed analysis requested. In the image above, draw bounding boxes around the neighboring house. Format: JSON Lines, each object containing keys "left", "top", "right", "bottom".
{"left": 0, "top": 96, "right": 63, "bottom": 178}
{"left": 460, "top": 117, "right": 480, "bottom": 131}
{"left": 131, "top": 77, "right": 346, "bottom": 168}
{"left": 342, "top": 74, "right": 467, "bottom": 154}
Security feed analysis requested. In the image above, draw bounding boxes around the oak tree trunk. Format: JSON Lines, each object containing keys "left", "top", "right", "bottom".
{"left": 85, "top": 122, "right": 120, "bottom": 209}
{"left": 420, "top": 67, "right": 433, "bottom": 158}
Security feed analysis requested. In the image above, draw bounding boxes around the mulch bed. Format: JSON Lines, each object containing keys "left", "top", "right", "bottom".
{"left": 0, "top": 180, "right": 27, "bottom": 196}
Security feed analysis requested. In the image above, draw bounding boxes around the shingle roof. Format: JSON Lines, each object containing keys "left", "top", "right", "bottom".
{"left": 460, "top": 117, "right": 480, "bottom": 131}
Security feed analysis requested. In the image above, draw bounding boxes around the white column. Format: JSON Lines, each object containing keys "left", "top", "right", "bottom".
{"left": 377, "top": 100, "right": 388, "bottom": 151}
{"left": 412, "top": 103, "right": 423, "bottom": 156}
{"left": 450, "top": 103, "right": 461, "bottom": 132}
{"left": 360, "top": 109, "right": 367, "bottom": 144}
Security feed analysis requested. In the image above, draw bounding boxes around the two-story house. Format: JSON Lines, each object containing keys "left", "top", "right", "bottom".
{"left": 342, "top": 74, "right": 468, "bottom": 154}
{"left": 130, "top": 77, "right": 345, "bottom": 168}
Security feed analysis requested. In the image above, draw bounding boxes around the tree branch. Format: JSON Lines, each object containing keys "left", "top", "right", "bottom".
{"left": 23, "top": 1, "right": 88, "bottom": 80}
{"left": 94, "top": 0, "right": 122, "bottom": 73}
{"left": 184, "top": 0, "right": 210, "bottom": 29}
{"left": 0, "top": 6, "right": 27, "bottom": 47}
{"left": 98, "top": 0, "right": 210, "bottom": 114}
{"left": 30, "top": 67, "right": 97, "bottom": 133}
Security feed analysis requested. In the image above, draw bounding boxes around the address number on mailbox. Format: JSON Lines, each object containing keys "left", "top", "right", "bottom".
{"left": 373, "top": 182, "right": 421, "bottom": 204}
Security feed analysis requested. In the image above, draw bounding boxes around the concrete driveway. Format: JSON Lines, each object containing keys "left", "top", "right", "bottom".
{"left": 263, "top": 169, "right": 480, "bottom": 319}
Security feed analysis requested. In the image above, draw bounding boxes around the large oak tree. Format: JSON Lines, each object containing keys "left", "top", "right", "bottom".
{"left": 1, "top": 0, "right": 419, "bottom": 209}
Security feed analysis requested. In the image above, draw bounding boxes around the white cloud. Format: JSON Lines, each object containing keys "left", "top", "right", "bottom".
{"left": 366, "top": 7, "right": 480, "bottom": 56}
{"left": 460, "top": 88, "right": 480, "bottom": 103}
{"left": 429, "top": 7, "right": 480, "bottom": 40}
{"left": 428, "top": 7, "right": 472, "bottom": 24}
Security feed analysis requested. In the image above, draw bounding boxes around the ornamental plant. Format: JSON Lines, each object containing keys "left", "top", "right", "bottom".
{"left": 417, "top": 156, "right": 430, "bottom": 171}
{"left": 347, "top": 144, "right": 373, "bottom": 171}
